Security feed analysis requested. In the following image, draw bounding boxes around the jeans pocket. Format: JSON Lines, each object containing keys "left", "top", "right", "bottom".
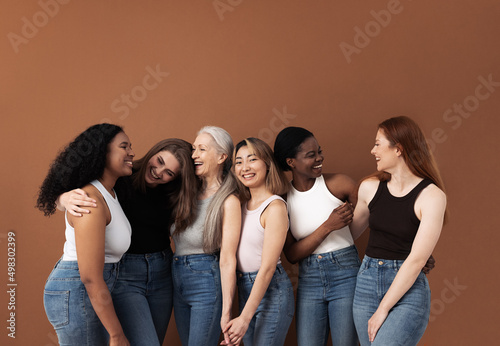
{"left": 336, "top": 251, "right": 361, "bottom": 269}
{"left": 44, "top": 290, "right": 70, "bottom": 328}
{"left": 187, "top": 259, "right": 213, "bottom": 274}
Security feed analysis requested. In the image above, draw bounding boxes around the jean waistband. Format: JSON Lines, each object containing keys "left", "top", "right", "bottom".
{"left": 237, "top": 263, "right": 285, "bottom": 280}
{"left": 123, "top": 249, "right": 172, "bottom": 260}
{"left": 54, "top": 258, "right": 119, "bottom": 270}
{"left": 173, "top": 253, "right": 219, "bottom": 263}
{"left": 362, "top": 255, "right": 406, "bottom": 269}
{"left": 303, "top": 245, "right": 358, "bottom": 265}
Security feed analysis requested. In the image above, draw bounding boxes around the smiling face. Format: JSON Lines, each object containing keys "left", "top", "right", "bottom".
{"left": 371, "top": 129, "right": 400, "bottom": 172}
{"left": 191, "top": 133, "right": 226, "bottom": 179}
{"left": 234, "top": 145, "right": 268, "bottom": 190}
{"left": 144, "top": 150, "right": 181, "bottom": 187}
{"left": 287, "top": 136, "right": 324, "bottom": 179}
{"left": 105, "top": 131, "right": 135, "bottom": 178}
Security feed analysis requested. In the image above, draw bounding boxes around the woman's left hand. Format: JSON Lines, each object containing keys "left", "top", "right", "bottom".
{"left": 368, "top": 308, "right": 389, "bottom": 342}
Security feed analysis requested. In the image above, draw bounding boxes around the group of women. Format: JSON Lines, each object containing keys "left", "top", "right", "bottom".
{"left": 37, "top": 116, "right": 447, "bottom": 346}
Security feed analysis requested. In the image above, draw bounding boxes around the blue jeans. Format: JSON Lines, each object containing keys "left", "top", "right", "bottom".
{"left": 296, "top": 245, "right": 360, "bottom": 346}
{"left": 353, "top": 255, "right": 431, "bottom": 346}
{"left": 43, "top": 258, "right": 119, "bottom": 345}
{"left": 237, "top": 264, "right": 294, "bottom": 346}
{"left": 112, "top": 250, "right": 173, "bottom": 346}
{"left": 172, "top": 253, "right": 222, "bottom": 346}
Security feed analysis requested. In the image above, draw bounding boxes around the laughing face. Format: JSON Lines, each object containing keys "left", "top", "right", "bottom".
{"left": 287, "top": 136, "right": 324, "bottom": 179}
{"left": 105, "top": 131, "right": 135, "bottom": 178}
{"left": 144, "top": 150, "right": 181, "bottom": 187}
{"left": 371, "top": 129, "right": 399, "bottom": 172}
{"left": 191, "top": 133, "right": 226, "bottom": 179}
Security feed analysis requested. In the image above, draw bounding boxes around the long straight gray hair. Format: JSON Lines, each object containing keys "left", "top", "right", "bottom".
{"left": 198, "top": 126, "right": 240, "bottom": 253}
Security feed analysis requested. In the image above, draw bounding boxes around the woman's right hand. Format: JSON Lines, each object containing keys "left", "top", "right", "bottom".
{"left": 324, "top": 202, "right": 353, "bottom": 232}
{"left": 57, "top": 189, "right": 97, "bottom": 217}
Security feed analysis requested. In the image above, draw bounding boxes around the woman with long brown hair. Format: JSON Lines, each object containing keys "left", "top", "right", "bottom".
{"left": 350, "top": 116, "right": 447, "bottom": 345}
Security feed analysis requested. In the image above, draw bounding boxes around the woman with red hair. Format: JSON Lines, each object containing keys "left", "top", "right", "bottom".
{"left": 351, "top": 116, "right": 447, "bottom": 345}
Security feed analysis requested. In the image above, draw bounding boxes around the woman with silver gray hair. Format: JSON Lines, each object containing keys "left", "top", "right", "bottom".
{"left": 171, "top": 126, "right": 243, "bottom": 346}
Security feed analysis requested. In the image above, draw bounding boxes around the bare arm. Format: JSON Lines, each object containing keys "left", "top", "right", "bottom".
{"left": 56, "top": 189, "right": 97, "bottom": 217}
{"left": 219, "top": 195, "right": 242, "bottom": 345}
{"left": 367, "top": 185, "right": 446, "bottom": 342}
{"left": 350, "top": 178, "right": 379, "bottom": 240}
{"left": 70, "top": 186, "right": 129, "bottom": 346}
{"left": 223, "top": 200, "right": 288, "bottom": 345}
{"left": 283, "top": 174, "right": 355, "bottom": 263}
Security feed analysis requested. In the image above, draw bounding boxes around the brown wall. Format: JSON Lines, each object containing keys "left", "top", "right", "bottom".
{"left": 1, "top": 1, "right": 499, "bottom": 345}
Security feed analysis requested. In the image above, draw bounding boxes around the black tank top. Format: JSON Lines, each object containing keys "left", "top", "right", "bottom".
{"left": 365, "top": 178, "right": 433, "bottom": 260}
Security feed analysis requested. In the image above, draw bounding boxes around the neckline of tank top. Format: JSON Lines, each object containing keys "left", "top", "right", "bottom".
{"left": 383, "top": 179, "right": 431, "bottom": 200}
{"left": 290, "top": 175, "right": 323, "bottom": 194}
{"left": 197, "top": 194, "right": 215, "bottom": 204}
{"left": 244, "top": 195, "right": 282, "bottom": 214}
{"left": 92, "top": 180, "right": 118, "bottom": 202}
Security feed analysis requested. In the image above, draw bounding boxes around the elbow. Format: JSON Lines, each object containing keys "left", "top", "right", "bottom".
{"left": 79, "top": 273, "right": 100, "bottom": 287}
{"left": 284, "top": 252, "right": 299, "bottom": 264}
{"left": 219, "top": 255, "right": 236, "bottom": 272}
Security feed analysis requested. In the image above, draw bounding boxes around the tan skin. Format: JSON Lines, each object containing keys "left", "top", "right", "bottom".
{"left": 69, "top": 131, "right": 134, "bottom": 346}
{"left": 284, "top": 136, "right": 435, "bottom": 269}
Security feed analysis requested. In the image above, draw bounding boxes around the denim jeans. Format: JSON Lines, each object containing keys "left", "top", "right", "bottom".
{"left": 237, "top": 264, "right": 294, "bottom": 346}
{"left": 172, "top": 253, "right": 222, "bottom": 346}
{"left": 112, "top": 250, "right": 173, "bottom": 346}
{"left": 43, "top": 258, "right": 119, "bottom": 345}
{"left": 296, "top": 245, "right": 360, "bottom": 346}
{"left": 353, "top": 255, "right": 431, "bottom": 346}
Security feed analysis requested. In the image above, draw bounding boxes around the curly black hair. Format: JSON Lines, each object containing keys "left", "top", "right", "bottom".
{"left": 36, "top": 123, "right": 124, "bottom": 216}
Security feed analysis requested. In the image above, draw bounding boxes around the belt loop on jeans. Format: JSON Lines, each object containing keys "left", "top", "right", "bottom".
{"left": 276, "top": 264, "right": 283, "bottom": 274}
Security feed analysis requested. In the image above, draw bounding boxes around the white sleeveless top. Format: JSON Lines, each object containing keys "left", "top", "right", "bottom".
{"left": 62, "top": 180, "right": 131, "bottom": 263}
{"left": 236, "top": 195, "right": 287, "bottom": 273}
{"left": 287, "top": 175, "right": 354, "bottom": 254}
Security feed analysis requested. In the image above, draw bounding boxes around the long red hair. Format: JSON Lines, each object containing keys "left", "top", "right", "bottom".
{"left": 363, "top": 116, "right": 448, "bottom": 220}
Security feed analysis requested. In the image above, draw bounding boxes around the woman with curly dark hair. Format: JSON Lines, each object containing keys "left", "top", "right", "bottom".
{"left": 57, "top": 138, "right": 199, "bottom": 346}
{"left": 37, "top": 123, "right": 135, "bottom": 346}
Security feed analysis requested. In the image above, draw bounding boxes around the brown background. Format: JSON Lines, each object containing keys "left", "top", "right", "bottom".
{"left": 1, "top": 0, "right": 499, "bottom": 345}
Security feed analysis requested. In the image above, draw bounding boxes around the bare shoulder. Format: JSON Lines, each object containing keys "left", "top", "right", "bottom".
{"left": 419, "top": 184, "right": 447, "bottom": 206}
{"left": 263, "top": 198, "right": 287, "bottom": 217}
{"left": 81, "top": 184, "right": 104, "bottom": 202}
{"left": 357, "top": 177, "right": 380, "bottom": 204}
{"left": 69, "top": 184, "right": 107, "bottom": 226}
{"left": 359, "top": 177, "right": 379, "bottom": 192}
{"left": 261, "top": 198, "right": 288, "bottom": 229}
{"left": 323, "top": 173, "right": 356, "bottom": 199}
{"left": 223, "top": 194, "right": 242, "bottom": 212}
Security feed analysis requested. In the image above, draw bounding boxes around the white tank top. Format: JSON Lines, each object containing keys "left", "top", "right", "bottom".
{"left": 287, "top": 175, "right": 354, "bottom": 254}
{"left": 236, "top": 195, "right": 286, "bottom": 273}
{"left": 62, "top": 180, "right": 131, "bottom": 263}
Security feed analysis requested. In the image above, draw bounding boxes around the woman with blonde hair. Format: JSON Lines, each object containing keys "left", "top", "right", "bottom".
{"left": 351, "top": 116, "right": 447, "bottom": 345}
